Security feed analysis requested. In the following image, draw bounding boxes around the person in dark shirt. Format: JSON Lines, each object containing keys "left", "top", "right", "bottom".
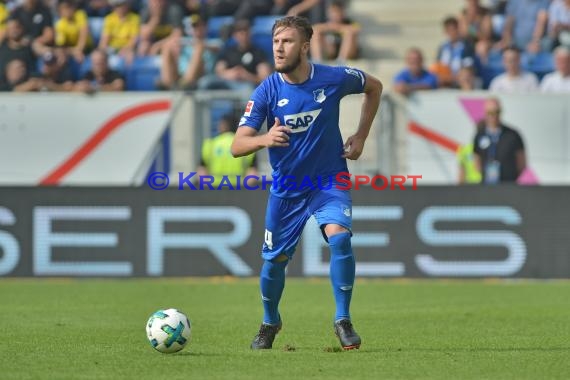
{"left": 74, "top": 48, "right": 125, "bottom": 92}
{"left": 36, "top": 50, "right": 75, "bottom": 91}
{"left": 0, "top": 18, "right": 37, "bottom": 82}
{"left": 310, "top": 0, "right": 360, "bottom": 62}
{"left": 473, "top": 97, "right": 527, "bottom": 184}
{"left": 11, "top": 0, "right": 54, "bottom": 55}
{"left": 0, "top": 58, "right": 41, "bottom": 91}
{"left": 197, "top": 19, "right": 272, "bottom": 91}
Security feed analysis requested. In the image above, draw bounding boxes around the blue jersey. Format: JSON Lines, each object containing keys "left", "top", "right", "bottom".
{"left": 239, "top": 63, "right": 366, "bottom": 198}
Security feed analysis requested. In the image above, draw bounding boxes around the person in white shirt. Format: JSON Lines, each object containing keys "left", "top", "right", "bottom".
{"left": 489, "top": 46, "right": 539, "bottom": 92}
{"left": 540, "top": 45, "right": 570, "bottom": 92}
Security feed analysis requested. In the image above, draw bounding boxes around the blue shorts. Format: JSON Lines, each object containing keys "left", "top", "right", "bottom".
{"left": 261, "top": 187, "right": 352, "bottom": 260}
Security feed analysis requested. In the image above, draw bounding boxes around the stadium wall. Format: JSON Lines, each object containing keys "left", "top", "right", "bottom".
{"left": 0, "top": 93, "right": 177, "bottom": 186}
{"left": 0, "top": 186, "right": 568, "bottom": 278}
{"left": 402, "top": 91, "right": 570, "bottom": 185}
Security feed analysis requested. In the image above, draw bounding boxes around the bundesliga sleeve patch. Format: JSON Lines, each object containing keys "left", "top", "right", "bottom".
{"left": 244, "top": 100, "right": 254, "bottom": 116}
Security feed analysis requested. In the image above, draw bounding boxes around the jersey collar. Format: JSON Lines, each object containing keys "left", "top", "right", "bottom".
{"left": 278, "top": 63, "right": 314, "bottom": 83}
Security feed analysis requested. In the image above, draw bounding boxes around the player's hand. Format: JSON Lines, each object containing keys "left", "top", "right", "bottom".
{"left": 342, "top": 134, "right": 366, "bottom": 160}
{"left": 265, "top": 117, "right": 292, "bottom": 147}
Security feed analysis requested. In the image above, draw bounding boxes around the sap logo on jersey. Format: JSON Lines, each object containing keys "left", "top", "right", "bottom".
{"left": 284, "top": 109, "right": 321, "bottom": 133}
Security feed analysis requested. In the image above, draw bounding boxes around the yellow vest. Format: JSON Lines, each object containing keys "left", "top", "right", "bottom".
{"left": 202, "top": 132, "right": 255, "bottom": 187}
{"left": 102, "top": 12, "right": 140, "bottom": 50}
{"left": 55, "top": 10, "right": 93, "bottom": 48}
{"left": 0, "top": 4, "right": 7, "bottom": 33}
{"left": 457, "top": 143, "right": 482, "bottom": 184}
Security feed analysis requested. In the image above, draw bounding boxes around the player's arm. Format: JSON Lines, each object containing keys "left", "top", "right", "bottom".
{"left": 231, "top": 118, "right": 292, "bottom": 157}
{"left": 343, "top": 72, "right": 383, "bottom": 160}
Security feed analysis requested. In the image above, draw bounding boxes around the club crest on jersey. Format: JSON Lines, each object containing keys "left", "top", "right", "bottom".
{"left": 313, "top": 88, "right": 326, "bottom": 103}
{"left": 284, "top": 109, "right": 321, "bottom": 133}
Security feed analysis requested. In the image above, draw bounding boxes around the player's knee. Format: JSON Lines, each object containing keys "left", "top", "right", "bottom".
{"left": 274, "top": 254, "right": 289, "bottom": 263}
{"left": 324, "top": 224, "right": 350, "bottom": 238}
{"left": 327, "top": 230, "right": 351, "bottom": 253}
{"left": 262, "top": 255, "right": 288, "bottom": 278}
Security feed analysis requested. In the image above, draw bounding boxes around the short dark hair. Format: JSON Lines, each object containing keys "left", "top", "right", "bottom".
{"left": 330, "top": 0, "right": 347, "bottom": 8}
{"left": 443, "top": 16, "right": 458, "bottom": 28}
{"left": 233, "top": 19, "right": 251, "bottom": 33}
{"left": 272, "top": 16, "right": 313, "bottom": 42}
{"left": 58, "top": 0, "right": 77, "bottom": 7}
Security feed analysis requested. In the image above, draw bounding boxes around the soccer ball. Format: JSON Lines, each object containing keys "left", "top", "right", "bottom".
{"left": 146, "top": 308, "right": 191, "bottom": 353}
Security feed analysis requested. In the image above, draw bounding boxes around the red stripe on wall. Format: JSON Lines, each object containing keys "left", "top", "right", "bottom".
{"left": 40, "top": 100, "right": 171, "bottom": 185}
{"left": 408, "top": 121, "right": 460, "bottom": 153}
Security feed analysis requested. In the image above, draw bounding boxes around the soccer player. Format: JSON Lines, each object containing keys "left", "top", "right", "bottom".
{"left": 231, "top": 16, "right": 383, "bottom": 350}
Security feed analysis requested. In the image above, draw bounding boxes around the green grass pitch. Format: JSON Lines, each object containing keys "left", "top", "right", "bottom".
{"left": 0, "top": 278, "right": 569, "bottom": 379}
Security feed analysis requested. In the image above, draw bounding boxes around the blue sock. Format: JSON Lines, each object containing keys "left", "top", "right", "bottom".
{"left": 328, "top": 232, "right": 355, "bottom": 322}
{"left": 260, "top": 258, "right": 288, "bottom": 325}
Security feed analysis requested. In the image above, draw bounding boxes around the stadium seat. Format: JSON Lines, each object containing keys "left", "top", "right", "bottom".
{"left": 125, "top": 56, "right": 161, "bottom": 91}
{"left": 209, "top": 100, "right": 235, "bottom": 137}
{"left": 251, "top": 16, "right": 280, "bottom": 35}
{"left": 78, "top": 54, "right": 126, "bottom": 79}
{"left": 251, "top": 34, "right": 274, "bottom": 64}
{"left": 207, "top": 16, "right": 234, "bottom": 39}
{"left": 522, "top": 52, "right": 555, "bottom": 80}
{"left": 88, "top": 17, "right": 105, "bottom": 46}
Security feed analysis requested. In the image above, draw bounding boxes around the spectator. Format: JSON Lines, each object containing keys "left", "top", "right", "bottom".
{"left": 540, "top": 45, "right": 570, "bottom": 92}
{"left": 473, "top": 97, "right": 526, "bottom": 184}
{"left": 285, "top": 0, "right": 326, "bottom": 24}
{"left": 137, "top": 0, "right": 184, "bottom": 56}
{"left": 55, "top": 0, "right": 93, "bottom": 63}
{"left": 11, "top": 0, "right": 54, "bottom": 55}
{"left": 310, "top": 0, "right": 360, "bottom": 62}
{"left": 197, "top": 113, "right": 258, "bottom": 187}
{"left": 99, "top": 0, "right": 140, "bottom": 63}
{"left": 547, "top": 0, "right": 570, "bottom": 49}
{"left": 79, "top": 0, "right": 112, "bottom": 17}
{"left": 393, "top": 47, "right": 438, "bottom": 96}
{"left": 458, "top": 0, "right": 494, "bottom": 62}
{"left": 434, "top": 16, "right": 477, "bottom": 87}
{"left": 0, "top": 18, "right": 37, "bottom": 81}
{"left": 498, "top": 0, "right": 550, "bottom": 53}
{"left": 35, "top": 50, "right": 75, "bottom": 91}
{"left": 456, "top": 64, "right": 482, "bottom": 90}
{"left": 489, "top": 46, "right": 539, "bottom": 92}
{"left": 159, "top": 16, "right": 220, "bottom": 90}
{"left": 0, "top": 0, "right": 7, "bottom": 44}
{"left": 457, "top": 142, "right": 482, "bottom": 184}
{"left": 0, "top": 58, "right": 41, "bottom": 91}
{"left": 74, "top": 48, "right": 125, "bottom": 92}
{"left": 197, "top": 19, "right": 272, "bottom": 91}
{"left": 233, "top": 0, "right": 275, "bottom": 20}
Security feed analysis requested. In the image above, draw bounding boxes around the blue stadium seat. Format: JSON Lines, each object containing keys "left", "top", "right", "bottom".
{"left": 251, "top": 16, "right": 280, "bottom": 35}
{"left": 88, "top": 17, "right": 105, "bottom": 46}
{"left": 251, "top": 34, "right": 274, "bottom": 64}
{"left": 78, "top": 54, "right": 125, "bottom": 79}
{"left": 125, "top": 56, "right": 161, "bottom": 91}
{"left": 207, "top": 16, "right": 234, "bottom": 39}
{"left": 522, "top": 52, "right": 555, "bottom": 80}
{"left": 210, "top": 100, "right": 235, "bottom": 137}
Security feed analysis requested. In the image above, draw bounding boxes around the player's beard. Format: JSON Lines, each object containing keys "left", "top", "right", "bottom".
{"left": 275, "top": 50, "right": 302, "bottom": 74}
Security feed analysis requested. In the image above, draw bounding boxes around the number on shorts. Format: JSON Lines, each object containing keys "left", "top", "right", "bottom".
{"left": 264, "top": 229, "right": 273, "bottom": 250}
